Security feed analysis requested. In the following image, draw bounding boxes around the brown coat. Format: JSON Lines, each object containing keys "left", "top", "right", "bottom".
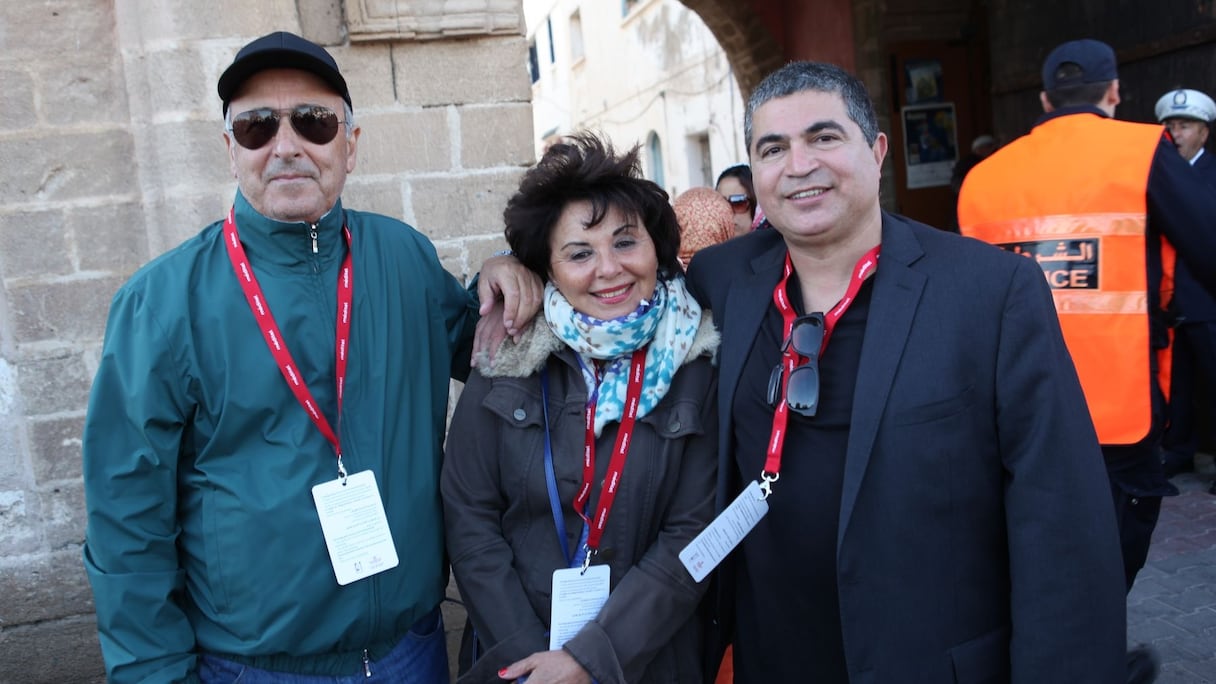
{"left": 442, "top": 314, "right": 719, "bottom": 684}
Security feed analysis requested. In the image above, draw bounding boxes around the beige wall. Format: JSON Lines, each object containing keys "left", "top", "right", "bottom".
{"left": 0, "top": 1, "right": 532, "bottom": 681}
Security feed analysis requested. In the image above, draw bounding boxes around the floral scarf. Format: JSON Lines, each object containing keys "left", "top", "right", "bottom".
{"left": 544, "top": 275, "right": 703, "bottom": 436}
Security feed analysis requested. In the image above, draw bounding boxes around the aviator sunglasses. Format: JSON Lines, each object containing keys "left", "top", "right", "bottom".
{"left": 227, "top": 104, "right": 347, "bottom": 150}
{"left": 726, "top": 194, "right": 753, "bottom": 214}
{"left": 767, "top": 312, "right": 825, "bottom": 417}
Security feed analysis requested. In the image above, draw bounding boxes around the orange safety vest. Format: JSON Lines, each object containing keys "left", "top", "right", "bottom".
{"left": 958, "top": 113, "right": 1175, "bottom": 445}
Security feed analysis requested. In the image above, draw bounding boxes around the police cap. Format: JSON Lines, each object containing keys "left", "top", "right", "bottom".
{"left": 1155, "top": 89, "right": 1216, "bottom": 124}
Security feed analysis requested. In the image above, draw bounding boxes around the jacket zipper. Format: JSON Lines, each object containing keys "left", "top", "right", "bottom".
{"left": 309, "top": 223, "right": 321, "bottom": 274}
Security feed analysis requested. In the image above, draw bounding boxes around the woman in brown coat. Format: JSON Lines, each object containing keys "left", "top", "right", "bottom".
{"left": 442, "top": 133, "right": 719, "bottom": 684}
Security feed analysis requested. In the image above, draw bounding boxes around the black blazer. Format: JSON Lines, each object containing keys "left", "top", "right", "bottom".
{"left": 686, "top": 213, "right": 1126, "bottom": 683}
{"left": 1170, "top": 151, "right": 1216, "bottom": 322}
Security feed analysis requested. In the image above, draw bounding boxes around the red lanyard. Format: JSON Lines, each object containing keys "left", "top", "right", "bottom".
{"left": 575, "top": 347, "right": 648, "bottom": 568}
{"left": 223, "top": 207, "right": 354, "bottom": 477}
{"left": 761, "top": 245, "right": 879, "bottom": 496}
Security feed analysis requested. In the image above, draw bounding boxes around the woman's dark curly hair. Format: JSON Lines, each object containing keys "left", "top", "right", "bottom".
{"left": 503, "top": 132, "right": 682, "bottom": 281}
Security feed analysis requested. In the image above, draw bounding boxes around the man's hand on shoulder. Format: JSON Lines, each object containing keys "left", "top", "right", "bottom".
{"left": 473, "top": 253, "right": 543, "bottom": 366}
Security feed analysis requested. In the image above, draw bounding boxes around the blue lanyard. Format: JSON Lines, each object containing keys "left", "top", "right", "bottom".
{"left": 540, "top": 368, "right": 589, "bottom": 569}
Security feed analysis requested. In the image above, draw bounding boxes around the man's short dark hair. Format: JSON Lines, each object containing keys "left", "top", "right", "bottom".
{"left": 503, "top": 132, "right": 682, "bottom": 282}
{"left": 744, "top": 61, "right": 880, "bottom": 150}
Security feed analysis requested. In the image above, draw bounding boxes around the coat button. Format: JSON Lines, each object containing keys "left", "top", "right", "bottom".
{"left": 668, "top": 420, "right": 681, "bottom": 433}
{"left": 513, "top": 408, "right": 526, "bottom": 421}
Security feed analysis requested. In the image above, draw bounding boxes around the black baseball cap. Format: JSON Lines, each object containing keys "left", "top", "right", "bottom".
{"left": 218, "top": 31, "right": 352, "bottom": 114}
{"left": 1041, "top": 39, "right": 1118, "bottom": 90}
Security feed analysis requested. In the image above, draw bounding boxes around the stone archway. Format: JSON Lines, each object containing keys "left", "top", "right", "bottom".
{"left": 676, "top": 0, "right": 785, "bottom": 99}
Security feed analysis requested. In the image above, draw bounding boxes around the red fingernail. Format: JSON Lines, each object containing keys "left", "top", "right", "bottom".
{"left": 498, "top": 668, "right": 509, "bottom": 678}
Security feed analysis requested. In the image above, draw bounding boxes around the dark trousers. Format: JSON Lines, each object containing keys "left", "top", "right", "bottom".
{"left": 1163, "top": 322, "right": 1216, "bottom": 460}
{"left": 1104, "top": 426, "right": 1175, "bottom": 593}
{"left": 1108, "top": 483, "right": 1163, "bottom": 593}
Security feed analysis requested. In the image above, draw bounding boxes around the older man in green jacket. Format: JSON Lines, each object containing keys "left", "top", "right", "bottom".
{"left": 81, "top": 31, "right": 539, "bottom": 683}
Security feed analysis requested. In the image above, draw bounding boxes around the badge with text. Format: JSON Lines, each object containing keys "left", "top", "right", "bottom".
{"left": 679, "top": 480, "right": 770, "bottom": 582}
{"left": 548, "top": 564, "right": 610, "bottom": 650}
{"left": 312, "top": 470, "right": 400, "bottom": 586}
{"left": 1000, "top": 238, "right": 1100, "bottom": 290}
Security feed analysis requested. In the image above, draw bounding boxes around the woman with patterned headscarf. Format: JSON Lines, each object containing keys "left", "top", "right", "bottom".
{"left": 674, "top": 186, "right": 736, "bottom": 270}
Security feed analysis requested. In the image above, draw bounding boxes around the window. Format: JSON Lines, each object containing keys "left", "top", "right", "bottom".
{"left": 546, "top": 17, "right": 555, "bottom": 64}
{"left": 569, "top": 10, "right": 584, "bottom": 63}
{"left": 646, "top": 131, "right": 665, "bottom": 189}
{"left": 687, "top": 133, "right": 712, "bottom": 187}
{"left": 528, "top": 40, "right": 540, "bottom": 84}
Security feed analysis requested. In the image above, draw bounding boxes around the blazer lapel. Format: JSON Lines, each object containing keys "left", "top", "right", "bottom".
{"left": 837, "top": 215, "right": 927, "bottom": 550}
{"left": 715, "top": 241, "right": 785, "bottom": 511}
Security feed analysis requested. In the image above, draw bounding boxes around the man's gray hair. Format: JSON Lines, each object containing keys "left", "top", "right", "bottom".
{"left": 744, "top": 61, "right": 880, "bottom": 151}
{"left": 341, "top": 101, "right": 356, "bottom": 138}
{"left": 223, "top": 101, "right": 358, "bottom": 140}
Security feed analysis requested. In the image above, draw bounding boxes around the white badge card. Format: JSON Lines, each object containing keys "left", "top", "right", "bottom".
{"left": 548, "top": 564, "right": 610, "bottom": 651}
{"left": 679, "top": 480, "right": 769, "bottom": 583}
{"left": 312, "top": 470, "right": 400, "bottom": 586}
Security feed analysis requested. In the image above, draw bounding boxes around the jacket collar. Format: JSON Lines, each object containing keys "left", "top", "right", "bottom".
{"left": 231, "top": 191, "right": 347, "bottom": 270}
{"left": 1036, "top": 104, "right": 1109, "bottom": 127}
{"left": 836, "top": 212, "right": 926, "bottom": 549}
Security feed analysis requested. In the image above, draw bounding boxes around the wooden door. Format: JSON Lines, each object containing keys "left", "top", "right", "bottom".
{"left": 886, "top": 40, "right": 991, "bottom": 230}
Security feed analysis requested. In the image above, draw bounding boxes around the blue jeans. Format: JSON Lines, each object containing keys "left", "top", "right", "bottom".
{"left": 199, "top": 607, "right": 449, "bottom": 683}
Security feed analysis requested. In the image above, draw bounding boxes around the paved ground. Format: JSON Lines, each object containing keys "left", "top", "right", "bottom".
{"left": 1127, "top": 469, "right": 1216, "bottom": 682}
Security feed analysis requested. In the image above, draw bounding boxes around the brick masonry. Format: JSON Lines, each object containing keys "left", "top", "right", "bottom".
{"left": 0, "top": 0, "right": 531, "bottom": 680}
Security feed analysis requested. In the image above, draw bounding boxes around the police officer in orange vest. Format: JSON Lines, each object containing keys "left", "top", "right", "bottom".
{"left": 958, "top": 40, "right": 1216, "bottom": 596}
{"left": 1154, "top": 88, "right": 1216, "bottom": 478}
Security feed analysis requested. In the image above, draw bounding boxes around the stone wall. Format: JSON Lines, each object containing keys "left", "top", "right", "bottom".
{"left": 0, "top": 1, "right": 532, "bottom": 681}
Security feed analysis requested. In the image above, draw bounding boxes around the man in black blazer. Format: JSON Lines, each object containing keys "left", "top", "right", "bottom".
{"left": 686, "top": 61, "right": 1125, "bottom": 683}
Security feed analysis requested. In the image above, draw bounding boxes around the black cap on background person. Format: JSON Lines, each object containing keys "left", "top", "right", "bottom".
{"left": 1041, "top": 39, "right": 1118, "bottom": 89}
{"left": 1039, "top": 39, "right": 1121, "bottom": 117}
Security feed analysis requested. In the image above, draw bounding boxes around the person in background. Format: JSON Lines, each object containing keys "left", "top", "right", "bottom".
{"left": 715, "top": 163, "right": 757, "bottom": 235}
{"left": 950, "top": 134, "right": 998, "bottom": 194}
{"left": 81, "top": 31, "right": 540, "bottom": 684}
{"left": 674, "top": 186, "right": 736, "bottom": 269}
{"left": 442, "top": 132, "right": 719, "bottom": 684}
{"left": 945, "top": 134, "right": 998, "bottom": 232}
{"left": 960, "top": 40, "right": 1216, "bottom": 684}
{"left": 1154, "top": 88, "right": 1216, "bottom": 478}
{"left": 687, "top": 60, "right": 1125, "bottom": 683}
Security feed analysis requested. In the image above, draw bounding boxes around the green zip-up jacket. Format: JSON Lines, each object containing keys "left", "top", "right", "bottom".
{"left": 82, "top": 192, "right": 478, "bottom": 683}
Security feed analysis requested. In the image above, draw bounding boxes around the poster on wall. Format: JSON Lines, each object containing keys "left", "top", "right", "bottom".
{"left": 901, "top": 103, "right": 958, "bottom": 189}
{"left": 904, "top": 59, "right": 944, "bottom": 104}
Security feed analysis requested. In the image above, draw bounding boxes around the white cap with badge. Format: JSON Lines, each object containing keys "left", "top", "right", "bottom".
{"left": 1155, "top": 89, "right": 1216, "bottom": 123}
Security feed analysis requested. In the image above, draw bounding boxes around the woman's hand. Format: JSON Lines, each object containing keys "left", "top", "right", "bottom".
{"left": 497, "top": 649, "right": 593, "bottom": 684}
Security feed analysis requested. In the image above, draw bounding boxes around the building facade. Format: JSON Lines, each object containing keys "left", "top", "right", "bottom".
{"left": 525, "top": 0, "right": 747, "bottom": 196}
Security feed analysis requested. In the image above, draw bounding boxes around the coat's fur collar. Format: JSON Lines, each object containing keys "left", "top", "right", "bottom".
{"left": 477, "top": 310, "right": 720, "bottom": 378}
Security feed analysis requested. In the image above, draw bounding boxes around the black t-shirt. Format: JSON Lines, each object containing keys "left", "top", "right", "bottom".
{"left": 730, "top": 277, "right": 873, "bottom": 683}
